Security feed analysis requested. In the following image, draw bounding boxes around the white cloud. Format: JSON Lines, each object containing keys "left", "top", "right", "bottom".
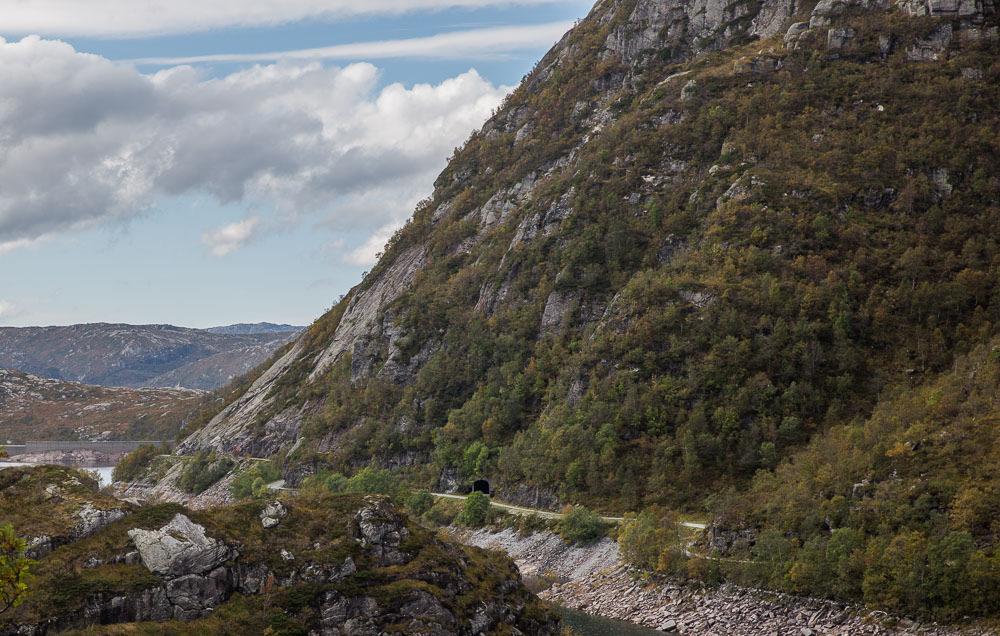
{"left": 344, "top": 222, "right": 405, "bottom": 267}
{"left": 202, "top": 217, "right": 260, "bottom": 257}
{"left": 0, "top": 0, "right": 573, "bottom": 38}
{"left": 129, "top": 22, "right": 574, "bottom": 65}
{"left": 0, "top": 36, "right": 519, "bottom": 257}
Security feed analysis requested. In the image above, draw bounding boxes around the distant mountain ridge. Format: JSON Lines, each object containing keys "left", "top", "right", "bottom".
{"left": 0, "top": 322, "right": 300, "bottom": 390}
{"left": 0, "top": 368, "right": 201, "bottom": 443}
{"left": 204, "top": 322, "right": 302, "bottom": 335}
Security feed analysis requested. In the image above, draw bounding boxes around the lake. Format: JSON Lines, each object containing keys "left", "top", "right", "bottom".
{"left": 0, "top": 462, "right": 114, "bottom": 487}
{"left": 558, "top": 607, "right": 668, "bottom": 635}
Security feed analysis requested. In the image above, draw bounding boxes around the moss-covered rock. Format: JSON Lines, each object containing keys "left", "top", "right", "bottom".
{"left": 0, "top": 466, "right": 558, "bottom": 635}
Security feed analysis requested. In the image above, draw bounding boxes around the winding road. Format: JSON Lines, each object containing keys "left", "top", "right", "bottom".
{"left": 428, "top": 492, "right": 708, "bottom": 531}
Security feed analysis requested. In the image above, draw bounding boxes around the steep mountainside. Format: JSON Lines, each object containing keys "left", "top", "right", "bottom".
{"left": 0, "top": 323, "right": 299, "bottom": 390}
{"left": 0, "top": 369, "right": 201, "bottom": 442}
{"left": 0, "top": 466, "right": 557, "bottom": 634}
{"left": 155, "top": 0, "right": 998, "bottom": 619}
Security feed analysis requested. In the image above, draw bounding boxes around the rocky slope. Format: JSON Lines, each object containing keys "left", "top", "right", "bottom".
{"left": 148, "top": 0, "right": 999, "bottom": 621}
{"left": 0, "top": 466, "right": 558, "bottom": 635}
{"left": 0, "top": 369, "right": 201, "bottom": 443}
{"left": 0, "top": 323, "right": 299, "bottom": 390}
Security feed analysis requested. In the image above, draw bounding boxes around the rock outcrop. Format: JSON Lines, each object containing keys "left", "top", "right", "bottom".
{"left": 128, "top": 513, "right": 236, "bottom": 576}
{"left": 2, "top": 466, "right": 559, "bottom": 635}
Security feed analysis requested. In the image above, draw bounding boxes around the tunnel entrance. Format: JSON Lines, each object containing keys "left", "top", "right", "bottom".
{"left": 472, "top": 479, "right": 491, "bottom": 496}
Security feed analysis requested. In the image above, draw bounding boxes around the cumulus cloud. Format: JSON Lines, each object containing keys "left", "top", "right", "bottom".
{"left": 0, "top": 0, "right": 571, "bottom": 37}
{"left": 0, "top": 36, "right": 516, "bottom": 256}
{"left": 130, "top": 22, "right": 574, "bottom": 65}
{"left": 345, "top": 222, "right": 405, "bottom": 267}
{"left": 202, "top": 217, "right": 260, "bottom": 257}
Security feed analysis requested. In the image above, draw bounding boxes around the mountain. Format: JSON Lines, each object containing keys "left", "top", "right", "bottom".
{"left": 0, "top": 323, "right": 298, "bottom": 390}
{"left": 204, "top": 323, "right": 303, "bottom": 335}
{"left": 0, "top": 368, "right": 202, "bottom": 443}
{"left": 151, "top": 0, "right": 999, "bottom": 620}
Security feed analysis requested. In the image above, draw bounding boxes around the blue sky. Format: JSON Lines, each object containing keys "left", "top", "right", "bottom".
{"left": 0, "top": 1, "right": 592, "bottom": 328}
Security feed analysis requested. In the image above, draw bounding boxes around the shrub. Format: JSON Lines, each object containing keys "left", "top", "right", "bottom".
{"left": 177, "top": 450, "right": 234, "bottom": 494}
{"left": 0, "top": 523, "right": 30, "bottom": 614}
{"left": 344, "top": 467, "right": 401, "bottom": 499}
{"left": 405, "top": 490, "right": 435, "bottom": 517}
{"left": 618, "top": 507, "right": 679, "bottom": 570}
{"left": 230, "top": 461, "right": 282, "bottom": 500}
{"left": 301, "top": 471, "right": 349, "bottom": 495}
{"left": 557, "top": 505, "right": 607, "bottom": 544}
{"left": 457, "top": 492, "right": 491, "bottom": 526}
{"left": 112, "top": 444, "right": 162, "bottom": 483}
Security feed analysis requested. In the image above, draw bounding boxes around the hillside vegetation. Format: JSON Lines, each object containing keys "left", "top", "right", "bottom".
{"left": 156, "top": 0, "right": 1000, "bottom": 620}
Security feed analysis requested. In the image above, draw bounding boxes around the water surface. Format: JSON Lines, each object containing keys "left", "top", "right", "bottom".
{"left": 0, "top": 462, "right": 114, "bottom": 487}
{"left": 558, "top": 607, "right": 667, "bottom": 636}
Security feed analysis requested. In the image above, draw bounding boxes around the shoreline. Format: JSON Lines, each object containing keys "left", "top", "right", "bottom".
{"left": 452, "top": 526, "right": 991, "bottom": 636}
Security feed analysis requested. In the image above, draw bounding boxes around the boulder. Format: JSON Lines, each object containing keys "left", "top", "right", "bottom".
{"left": 128, "top": 513, "right": 236, "bottom": 576}
{"left": 260, "top": 501, "right": 287, "bottom": 528}
{"left": 75, "top": 502, "right": 127, "bottom": 539}
{"left": 783, "top": 21, "right": 811, "bottom": 49}
{"left": 827, "top": 26, "right": 857, "bottom": 50}
{"left": 350, "top": 497, "right": 411, "bottom": 566}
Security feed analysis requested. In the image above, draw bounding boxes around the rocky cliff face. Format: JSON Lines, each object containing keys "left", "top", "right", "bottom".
{"left": 0, "top": 466, "right": 558, "bottom": 635}
{"left": 157, "top": 0, "right": 998, "bottom": 521}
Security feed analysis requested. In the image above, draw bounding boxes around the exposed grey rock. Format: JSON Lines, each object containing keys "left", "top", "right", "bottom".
{"left": 907, "top": 24, "right": 953, "bottom": 61}
{"left": 476, "top": 172, "right": 539, "bottom": 230}
{"left": 320, "top": 591, "right": 381, "bottom": 636}
{"left": 260, "top": 501, "right": 287, "bottom": 528}
{"left": 680, "top": 79, "right": 699, "bottom": 102}
{"left": 25, "top": 535, "right": 53, "bottom": 560}
{"left": 718, "top": 173, "right": 766, "bottom": 207}
{"left": 540, "top": 290, "right": 577, "bottom": 336}
{"left": 309, "top": 245, "right": 428, "bottom": 382}
{"left": 783, "top": 21, "right": 811, "bottom": 48}
{"left": 931, "top": 168, "right": 953, "bottom": 198}
{"left": 810, "top": 0, "right": 890, "bottom": 27}
{"left": 827, "top": 26, "right": 857, "bottom": 49}
{"left": 75, "top": 503, "right": 126, "bottom": 538}
{"left": 350, "top": 496, "right": 411, "bottom": 566}
{"left": 166, "top": 567, "right": 230, "bottom": 620}
{"left": 128, "top": 513, "right": 236, "bottom": 576}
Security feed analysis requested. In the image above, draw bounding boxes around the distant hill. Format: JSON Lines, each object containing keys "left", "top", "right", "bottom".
{"left": 0, "top": 323, "right": 299, "bottom": 390}
{"left": 204, "top": 322, "right": 303, "bottom": 335}
{"left": 0, "top": 368, "right": 202, "bottom": 442}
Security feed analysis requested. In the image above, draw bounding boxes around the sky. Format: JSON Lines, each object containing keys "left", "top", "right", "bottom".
{"left": 0, "top": 0, "right": 593, "bottom": 328}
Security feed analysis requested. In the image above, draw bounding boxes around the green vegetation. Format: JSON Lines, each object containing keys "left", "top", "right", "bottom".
{"left": 457, "top": 492, "right": 491, "bottom": 527}
{"left": 229, "top": 461, "right": 282, "bottom": 500}
{"left": 556, "top": 506, "right": 607, "bottom": 544}
{"left": 1, "top": 466, "right": 556, "bottom": 634}
{"left": 405, "top": 490, "right": 435, "bottom": 517}
{"left": 176, "top": 450, "right": 234, "bottom": 495}
{"left": 112, "top": 444, "right": 165, "bottom": 483}
{"left": 159, "top": 0, "right": 1000, "bottom": 622}
{"left": 715, "top": 338, "right": 1000, "bottom": 619}
{"left": 0, "top": 524, "right": 30, "bottom": 615}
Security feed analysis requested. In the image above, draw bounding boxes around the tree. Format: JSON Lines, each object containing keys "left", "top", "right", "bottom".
{"left": 458, "top": 492, "right": 491, "bottom": 526}
{"left": 0, "top": 524, "right": 29, "bottom": 615}
{"left": 557, "top": 506, "right": 606, "bottom": 544}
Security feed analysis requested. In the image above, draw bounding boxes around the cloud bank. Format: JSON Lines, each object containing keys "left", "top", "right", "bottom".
{"left": 129, "top": 22, "right": 573, "bottom": 65}
{"left": 0, "top": 36, "right": 514, "bottom": 262}
{"left": 0, "top": 0, "right": 571, "bottom": 37}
